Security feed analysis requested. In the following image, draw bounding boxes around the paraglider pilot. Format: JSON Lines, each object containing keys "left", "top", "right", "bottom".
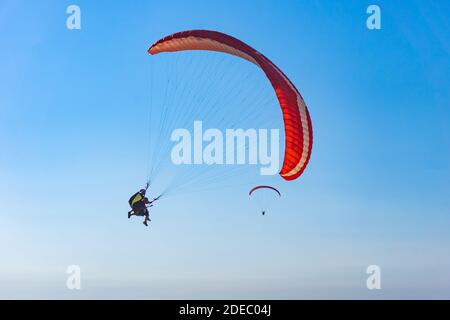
{"left": 128, "top": 185, "right": 159, "bottom": 226}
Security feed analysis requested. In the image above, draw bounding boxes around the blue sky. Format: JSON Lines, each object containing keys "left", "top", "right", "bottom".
{"left": 0, "top": 0, "right": 449, "bottom": 299}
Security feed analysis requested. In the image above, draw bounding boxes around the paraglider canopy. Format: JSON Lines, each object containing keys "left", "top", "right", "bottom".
{"left": 249, "top": 185, "right": 281, "bottom": 197}
{"left": 148, "top": 30, "right": 313, "bottom": 182}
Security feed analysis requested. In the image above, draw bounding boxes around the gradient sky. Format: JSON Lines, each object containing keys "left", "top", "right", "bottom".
{"left": 0, "top": 0, "right": 449, "bottom": 299}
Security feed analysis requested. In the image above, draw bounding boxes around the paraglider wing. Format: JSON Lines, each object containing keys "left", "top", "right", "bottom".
{"left": 148, "top": 30, "right": 313, "bottom": 181}
{"left": 249, "top": 185, "right": 281, "bottom": 197}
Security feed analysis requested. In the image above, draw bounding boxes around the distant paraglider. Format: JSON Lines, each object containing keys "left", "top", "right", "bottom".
{"left": 249, "top": 185, "right": 281, "bottom": 215}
